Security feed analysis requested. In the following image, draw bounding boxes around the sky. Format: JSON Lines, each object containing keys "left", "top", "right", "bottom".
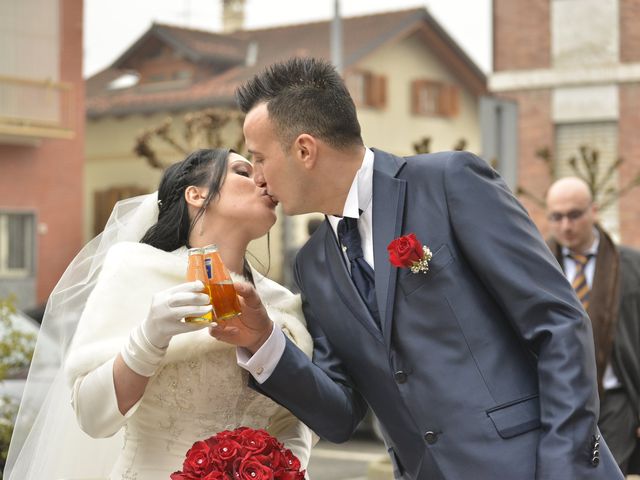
{"left": 83, "top": 0, "right": 492, "bottom": 78}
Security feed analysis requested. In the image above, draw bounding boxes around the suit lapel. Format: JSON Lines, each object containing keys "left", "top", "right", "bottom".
{"left": 323, "top": 219, "right": 384, "bottom": 342}
{"left": 371, "top": 149, "right": 407, "bottom": 346}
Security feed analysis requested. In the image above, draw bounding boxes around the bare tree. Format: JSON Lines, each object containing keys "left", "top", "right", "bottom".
{"left": 133, "top": 108, "right": 246, "bottom": 170}
{"left": 412, "top": 136, "right": 468, "bottom": 155}
{"left": 516, "top": 145, "right": 640, "bottom": 209}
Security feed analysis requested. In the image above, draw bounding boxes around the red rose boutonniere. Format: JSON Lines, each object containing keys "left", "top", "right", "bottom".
{"left": 387, "top": 233, "right": 432, "bottom": 274}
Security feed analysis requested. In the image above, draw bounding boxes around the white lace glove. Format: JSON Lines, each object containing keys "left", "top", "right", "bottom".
{"left": 121, "top": 280, "right": 212, "bottom": 376}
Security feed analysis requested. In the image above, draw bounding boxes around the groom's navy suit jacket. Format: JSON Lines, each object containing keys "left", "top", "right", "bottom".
{"left": 256, "top": 150, "right": 623, "bottom": 479}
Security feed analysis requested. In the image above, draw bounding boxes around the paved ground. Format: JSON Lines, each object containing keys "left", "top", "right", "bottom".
{"left": 306, "top": 437, "right": 640, "bottom": 480}
{"left": 307, "top": 434, "right": 387, "bottom": 480}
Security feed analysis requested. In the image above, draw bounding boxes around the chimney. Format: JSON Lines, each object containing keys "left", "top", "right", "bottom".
{"left": 222, "top": 0, "right": 245, "bottom": 33}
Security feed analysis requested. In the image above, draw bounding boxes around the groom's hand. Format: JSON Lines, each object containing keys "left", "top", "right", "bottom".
{"left": 209, "top": 281, "right": 273, "bottom": 354}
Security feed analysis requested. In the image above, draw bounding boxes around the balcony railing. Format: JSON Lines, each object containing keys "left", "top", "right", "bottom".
{"left": 0, "top": 74, "right": 75, "bottom": 143}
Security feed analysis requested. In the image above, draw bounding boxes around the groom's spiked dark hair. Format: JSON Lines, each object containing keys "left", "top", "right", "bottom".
{"left": 236, "top": 57, "right": 363, "bottom": 149}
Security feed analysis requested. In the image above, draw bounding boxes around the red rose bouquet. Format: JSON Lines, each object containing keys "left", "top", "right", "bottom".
{"left": 170, "top": 427, "right": 306, "bottom": 480}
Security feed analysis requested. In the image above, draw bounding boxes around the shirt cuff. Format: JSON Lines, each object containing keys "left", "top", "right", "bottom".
{"left": 236, "top": 323, "right": 286, "bottom": 384}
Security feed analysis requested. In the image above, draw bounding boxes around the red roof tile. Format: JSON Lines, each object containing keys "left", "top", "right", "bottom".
{"left": 87, "top": 7, "right": 486, "bottom": 118}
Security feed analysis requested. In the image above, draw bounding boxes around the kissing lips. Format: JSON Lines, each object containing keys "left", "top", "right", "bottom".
{"left": 267, "top": 194, "right": 279, "bottom": 207}
{"left": 261, "top": 190, "right": 279, "bottom": 207}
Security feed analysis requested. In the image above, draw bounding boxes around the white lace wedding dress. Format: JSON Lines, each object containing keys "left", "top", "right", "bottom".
{"left": 60, "top": 242, "right": 314, "bottom": 480}
{"left": 109, "top": 343, "right": 303, "bottom": 479}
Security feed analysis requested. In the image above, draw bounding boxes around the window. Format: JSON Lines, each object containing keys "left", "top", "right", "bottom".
{"left": 411, "top": 80, "right": 459, "bottom": 117}
{"left": 345, "top": 70, "right": 387, "bottom": 109}
{"left": 94, "top": 186, "right": 148, "bottom": 235}
{"left": 149, "top": 73, "right": 166, "bottom": 82}
{"left": 0, "top": 212, "right": 35, "bottom": 277}
{"left": 173, "top": 70, "right": 192, "bottom": 80}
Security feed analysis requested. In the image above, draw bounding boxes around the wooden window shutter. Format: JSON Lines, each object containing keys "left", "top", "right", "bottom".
{"left": 411, "top": 80, "right": 422, "bottom": 114}
{"left": 439, "top": 84, "right": 459, "bottom": 117}
{"left": 368, "top": 74, "right": 387, "bottom": 109}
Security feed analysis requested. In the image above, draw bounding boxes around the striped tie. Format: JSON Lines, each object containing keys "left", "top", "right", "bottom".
{"left": 570, "top": 253, "right": 592, "bottom": 310}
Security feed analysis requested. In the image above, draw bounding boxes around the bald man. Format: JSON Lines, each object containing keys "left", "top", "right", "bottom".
{"left": 546, "top": 177, "right": 640, "bottom": 475}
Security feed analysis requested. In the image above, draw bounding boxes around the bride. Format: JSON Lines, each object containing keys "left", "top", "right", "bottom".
{"left": 5, "top": 148, "right": 315, "bottom": 479}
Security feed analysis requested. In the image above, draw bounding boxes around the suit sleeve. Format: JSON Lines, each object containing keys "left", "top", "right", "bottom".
{"left": 443, "top": 152, "right": 601, "bottom": 478}
{"left": 251, "top": 260, "right": 369, "bottom": 443}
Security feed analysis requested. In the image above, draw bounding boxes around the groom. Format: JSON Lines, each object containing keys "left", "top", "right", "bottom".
{"left": 213, "top": 57, "right": 623, "bottom": 479}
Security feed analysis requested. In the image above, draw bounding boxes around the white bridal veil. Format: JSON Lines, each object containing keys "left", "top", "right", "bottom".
{"left": 5, "top": 193, "right": 160, "bottom": 479}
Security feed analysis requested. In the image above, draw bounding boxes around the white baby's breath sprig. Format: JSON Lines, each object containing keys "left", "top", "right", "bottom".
{"left": 409, "top": 246, "right": 433, "bottom": 274}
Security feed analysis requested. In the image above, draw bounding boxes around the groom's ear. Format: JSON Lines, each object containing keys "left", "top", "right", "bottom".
{"left": 293, "top": 134, "right": 318, "bottom": 170}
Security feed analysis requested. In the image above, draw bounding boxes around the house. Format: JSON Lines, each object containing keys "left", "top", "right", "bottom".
{"left": 0, "top": 0, "right": 84, "bottom": 309}
{"left": 490, "top": 0, "right": 640, "bottom": 246}
{"left": 86, "top": 6, "right": 487, "bottom": 284}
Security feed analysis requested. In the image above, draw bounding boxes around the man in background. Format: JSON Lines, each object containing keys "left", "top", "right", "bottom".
{"left": 546, "top": 176, "right": 640, "bottom": 475}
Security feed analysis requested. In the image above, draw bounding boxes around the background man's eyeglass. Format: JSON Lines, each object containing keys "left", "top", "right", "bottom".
{"left": 547, "top": 208, "right": 587, "bottom": 223}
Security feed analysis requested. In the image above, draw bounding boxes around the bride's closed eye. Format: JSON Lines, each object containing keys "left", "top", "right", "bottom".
{"left": 232, "top": 163, "right": 253, "bottom": 178}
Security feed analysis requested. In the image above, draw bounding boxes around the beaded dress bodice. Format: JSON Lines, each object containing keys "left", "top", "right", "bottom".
{"left": 111, "top": 337, "right": 280, "bottom": 479}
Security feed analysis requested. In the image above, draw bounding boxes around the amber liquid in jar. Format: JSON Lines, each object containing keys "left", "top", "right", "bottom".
{"left": 203, "top": 245, "right": 242, "bottom": 321}
{"left": 185, "top": 247, "right": 214, "bottom": 323}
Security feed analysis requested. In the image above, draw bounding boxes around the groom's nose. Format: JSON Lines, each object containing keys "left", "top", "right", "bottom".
{"left": 253, "top": 168, "right": 266, "bottom": 188}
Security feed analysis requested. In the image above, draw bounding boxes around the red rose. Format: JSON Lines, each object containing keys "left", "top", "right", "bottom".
{"left": 210, "top": 429, "right": 241, "bottom": 444}
{"left": 170, "top": 472, "right": 200, "bottom": 480}
{"left": 182, "top": 441, "right": 215, "bottom": 476}
{"left": 239, "top": 428, "right": 280, "bottom": 455}
{"left": 279, "top": 449, "right": 301, "bottom": 471}
{"left": 233, "top": 456, "right": 275, "bottom": 480}
{"left": 202, "top": 472, "right": 227, "bottom": 480}
{"left": 171, "top": 469, "right": 227, "bottom": 480}
{"left": 262, "top": 449, "right": 282, "bottom": 469}
{"left": 387, "top": 233, "right": 423, "bottom": 268}
{"left": 274, "top": 470, "right": 305, "bottom": 480}
{"left": 210, "top": 438, "right": 243, "bottom": 460}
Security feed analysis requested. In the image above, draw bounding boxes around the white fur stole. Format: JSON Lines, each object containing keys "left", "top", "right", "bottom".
{"left": 64, "top": 242, "right": 313, "bottom": 385}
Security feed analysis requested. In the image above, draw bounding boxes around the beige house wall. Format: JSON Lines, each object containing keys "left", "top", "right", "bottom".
{"left": 85, "top": 114, "right": 171, "bottom": 241}
{"left": 85, "top": 31, "right": 483, "bottom": 282}
{"left": 355, "top": 31, "right": 481, "bottom": 156}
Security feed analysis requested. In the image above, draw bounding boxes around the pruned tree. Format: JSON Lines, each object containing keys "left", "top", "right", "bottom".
{"left": 411, "top": 136, "right": 500, "bottom": 168}
{"left": 516, "top": 145, "right": 640, "bottom": 209}
{"left": 134, "top": 108, "right": 246, "bottom": 170}
{"left": 412, "top": 136, "right": 468, "bottom": 155}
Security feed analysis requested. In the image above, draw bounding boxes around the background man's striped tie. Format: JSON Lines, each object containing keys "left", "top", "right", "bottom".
{"left": 570, "top": 253, "right": 592, "bottom": 310}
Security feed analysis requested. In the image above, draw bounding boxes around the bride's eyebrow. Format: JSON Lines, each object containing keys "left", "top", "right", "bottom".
{"left": 230, "top": 159, "right": 253, "bottom": 168}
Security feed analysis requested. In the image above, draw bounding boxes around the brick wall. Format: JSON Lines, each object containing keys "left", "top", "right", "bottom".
{"left": 498, "top": 89, "right": 554, "bottom": 235}
{"left": 493, "top": 0, "right": 551, "bottom": 71}
{"left": 620, "top": 0, "right": 640, "bottom": 63}
{"left": 618, "top": 84, "right": 640, "bottom": 248}
{"left": 0, "top": 0, "right": 84, "bottom": 306}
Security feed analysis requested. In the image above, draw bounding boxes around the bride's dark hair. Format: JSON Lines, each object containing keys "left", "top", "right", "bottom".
{"left": 141, "top": 148, "right": 229, "bottom": 251}
{"left": 141, "top": 148, "right": 257, "bottom": 282}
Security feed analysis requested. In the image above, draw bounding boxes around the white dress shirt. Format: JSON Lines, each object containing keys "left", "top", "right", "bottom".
{"left": 327, "top": 147, "right": 375, "bottom": 269}
{"left": 561, "top": 230, "right": 599, "bottom": 289}
{"left": 237, "top": 148, "right": 375, "bottom": 383}
{"left": 561, "top": 229, "right": 621, "bottom": 390}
